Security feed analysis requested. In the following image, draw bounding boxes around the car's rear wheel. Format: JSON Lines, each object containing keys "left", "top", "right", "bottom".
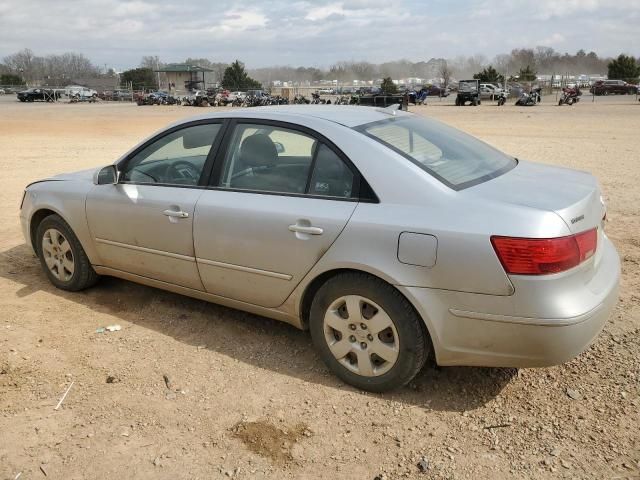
{"left": 36, "top": 214, "right": 98, "bottom": 291}
{"left": 309, "top": 273, "right": 429, "bottom": 392}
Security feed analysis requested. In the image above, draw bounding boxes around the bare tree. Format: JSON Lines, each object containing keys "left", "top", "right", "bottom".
{"left": 438, "top": 61, "right": 453, "bottom": 88}
{"left": 3, "top": 48, "right": 38, "bottom": 82}
{"left": 140, "top": 55, "right": 163, "bottom": 70}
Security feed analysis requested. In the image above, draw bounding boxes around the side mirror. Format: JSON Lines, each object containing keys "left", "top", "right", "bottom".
{"left": 274, "top": 141, "right": 285, "bottom": 154}
{"left": 94, "top": 165, "right": 119, "bottom": 185}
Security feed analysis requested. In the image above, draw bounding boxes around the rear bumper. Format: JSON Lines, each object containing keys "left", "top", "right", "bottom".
{"left": 399, "top": 236, "right": 620, "bottom": 367}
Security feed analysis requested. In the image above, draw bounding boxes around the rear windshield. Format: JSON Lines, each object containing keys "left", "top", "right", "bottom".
{"left": 356, "top": 116, "right": 516, "bottom": 190}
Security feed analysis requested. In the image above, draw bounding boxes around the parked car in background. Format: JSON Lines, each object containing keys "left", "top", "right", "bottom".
{"left": 112, "top": 89, "right": 133, "bottom": 101}
{"left": 65, "top": 85, "right": 98, "bottom": 99}
{"left": 423, "top": 85, "right": 450, "bottom": 97}
{"left": 19, "top": 106, "right": 620, "bottom": 392}
{"left": 507, "top": 83, "right": 525, "bottom": 98}
{"left": 17, "top": 88, "right": 62, "bottom": 102}
{"left": 480, "top": 83, "right": 505, "bottom": 99}
{"left": 246, "top": 89, "right": 265, "bottom": 98}
{"left": 590, "top": 80, "right": 637, "bottom": 95}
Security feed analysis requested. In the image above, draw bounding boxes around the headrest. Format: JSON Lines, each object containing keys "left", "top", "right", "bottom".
{"left": 239, "top": 134, "right": 278, "bottom": 169}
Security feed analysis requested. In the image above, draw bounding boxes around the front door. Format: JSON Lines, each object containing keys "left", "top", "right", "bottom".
{"left": 86, "top": 122, "right": 223, "bottom": 290}
{"left": 193, "top": 121, "right": 359, "bottom": 307}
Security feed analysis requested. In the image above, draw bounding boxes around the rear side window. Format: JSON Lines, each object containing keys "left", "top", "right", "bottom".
{"left": 357, "top": 116, "right": 516, "bottom": 190}
{"left": 216, "top": 123, "right": 356, "bottom": 199}
{"left": 309, "top": 144, "right": 354, "bottom": 198}
{"left": 218, "top": 124, "right": 316, "bottom": 194}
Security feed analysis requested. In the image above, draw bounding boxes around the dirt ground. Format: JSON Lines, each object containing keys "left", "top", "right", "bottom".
{"left": 0, "top": 94, "right": 639, "bottom": 480}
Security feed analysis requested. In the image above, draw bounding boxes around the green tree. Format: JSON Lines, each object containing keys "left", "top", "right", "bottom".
{"left": 222, "top": 60, "right": 261, "bottom": 90}
{"left": 608, "top": 54, "right": 640, "bottom": 83}
{"left": 0, "top": 73, "right": 25, "bottom": 85}
{"left": 514, "top": 65, "right": 536, "bottom": 82}
{"left": 380, "top": 77, "right": 397, "bottom": 94}
{"left": 120, "top": 67, "right": 156, "bottom": 90}
{"left": 473, "top": 65, "right": 504, "bottom": 83}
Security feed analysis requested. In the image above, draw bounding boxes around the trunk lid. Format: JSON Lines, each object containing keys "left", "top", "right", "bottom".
{"left": 467, "top": 159, "right": 605, "bottom": 234}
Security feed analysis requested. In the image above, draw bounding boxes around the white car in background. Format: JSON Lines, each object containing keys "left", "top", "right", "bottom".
{"left": 227, "top": 91, "right": 247, "bottom": 101}
{"left": 65, "top": 85, "right": 98, "bottom": 99}
{"left": 480, "top": 83, "right": 505, "bottom": 100}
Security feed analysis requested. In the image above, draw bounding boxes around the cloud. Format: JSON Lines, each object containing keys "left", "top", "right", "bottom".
{"left": 0, "top": 0, "right": 638, "bottom": 70}
{"left": 538, "top": 33, "right": 566, "bottom": 46}
{"left": 305, "top": 3, "right": 344, "bottom": 21}
{"left": 219, "top": 10, "right": 267, "bottom": 31}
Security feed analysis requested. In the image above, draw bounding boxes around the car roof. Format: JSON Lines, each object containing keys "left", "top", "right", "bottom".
{"left": 181, "top": 105, "right": 411, "bottom": 128}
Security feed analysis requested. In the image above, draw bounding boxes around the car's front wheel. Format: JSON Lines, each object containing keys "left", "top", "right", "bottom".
{"left": 36, "top": 214, "right": 98, "bottom": 291}
{"left": 309, "top": 273, "right": 429, "bottom": 392}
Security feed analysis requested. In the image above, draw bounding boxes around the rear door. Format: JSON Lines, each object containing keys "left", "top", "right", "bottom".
{"left": 193, "top": 120, "right": 360, "bottom": 307}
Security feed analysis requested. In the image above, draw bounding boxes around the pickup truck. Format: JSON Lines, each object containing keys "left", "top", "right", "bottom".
{"left": 17, "top": 88, "right": 62, "bottom": 102}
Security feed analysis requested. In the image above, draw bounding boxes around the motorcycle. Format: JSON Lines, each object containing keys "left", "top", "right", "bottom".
{"left": 293, "top": 95, "right": 310, "bottom": 104}
{"left": 515, "top": 87, "right": 542, "bottom": 106}
{"left": 558, "top": 86, "right": 582, "bottom": 106}
{"left": 311, "top": 92, "right": 328, "bottom": 104}
{"left": 496, "top": 91, "right": 508, "bottom": 106}
{"left": 406, "top": 89, "right": 428, "bottom": 105}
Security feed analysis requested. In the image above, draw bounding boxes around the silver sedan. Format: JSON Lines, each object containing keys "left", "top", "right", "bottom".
{"left": 20, "top": 106, "right": 620, "bottom": 392}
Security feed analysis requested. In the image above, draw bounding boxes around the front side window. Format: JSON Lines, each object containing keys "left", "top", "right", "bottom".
{"left": 121, "top": 123, "right": 221, "bottom": 186}
{"left": 357, "top": 116, "right": 516, "bottom": 190}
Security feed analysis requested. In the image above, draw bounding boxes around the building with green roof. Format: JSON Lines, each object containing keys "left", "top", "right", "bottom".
{"left": 154, "top": 64, "right": 214, "bottom": 94}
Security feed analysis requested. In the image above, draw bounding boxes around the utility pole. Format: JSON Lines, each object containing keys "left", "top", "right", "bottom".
{"left": 156, "top": 58, "right": 161, "bottom": 90}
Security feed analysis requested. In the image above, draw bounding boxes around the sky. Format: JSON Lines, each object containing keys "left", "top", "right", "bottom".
{"left": 0, "top": 0, "right": 639, "bottom": 70}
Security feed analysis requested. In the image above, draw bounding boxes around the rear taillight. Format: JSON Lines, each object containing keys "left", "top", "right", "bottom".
{"left": 491, "top": 228, "right": 597, "bottom": 275}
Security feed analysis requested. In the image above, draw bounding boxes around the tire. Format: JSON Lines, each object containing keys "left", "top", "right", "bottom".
{"left": 472, "top": 98, "right": 478, "bottom": 106}
{"left": 35, "top": 214, "right": 98, "bottom": 291}
{"left": 558, "top": 99, "right": 564, "bottom": 106}
{"left": 309, "top": 272, "right": 429, "bottom": 392}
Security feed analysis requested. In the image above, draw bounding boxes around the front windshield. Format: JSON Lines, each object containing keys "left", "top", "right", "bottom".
{"left": 356, "top": 116, "right": 516, "bottom": 190}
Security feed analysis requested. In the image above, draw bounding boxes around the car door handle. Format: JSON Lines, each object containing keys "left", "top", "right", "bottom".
{"left": 163, "top": 209, "right": 189, "bottom": 218}
{"left": 288, "top": 224, "right": 323, "bottom": 235}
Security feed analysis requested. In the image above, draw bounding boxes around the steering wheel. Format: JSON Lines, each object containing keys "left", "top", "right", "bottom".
{"left": 166, "top": 161, "right": 201, "bottom": 183}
